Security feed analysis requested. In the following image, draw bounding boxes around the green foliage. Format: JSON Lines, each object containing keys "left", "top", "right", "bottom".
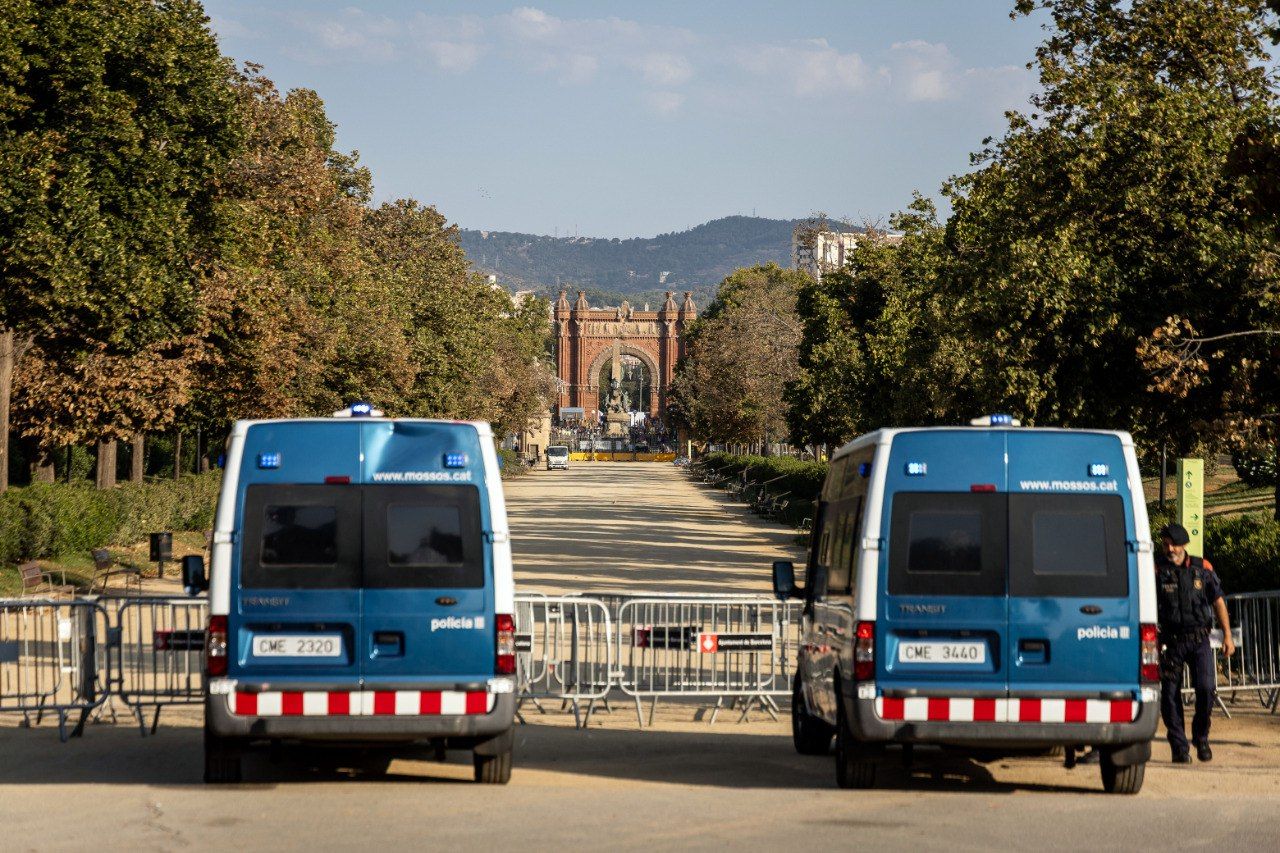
{"left": 787, "top": 1, "right": 1280, "bottom": 454}
{"left": 671, "top": 264, "right": 808, "bottom": 444}
{"left": 1205, "top": 512, "right": 1280, "bottom": 593}
{"left": 0, "top": 472, "right": 220, "bottom": 564}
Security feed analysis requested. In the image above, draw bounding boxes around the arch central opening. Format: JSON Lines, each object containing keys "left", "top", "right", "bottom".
{"left": 597, "top": 354, "right": 651, "bottom": 417}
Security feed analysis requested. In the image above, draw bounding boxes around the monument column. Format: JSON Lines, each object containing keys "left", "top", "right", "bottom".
{"left": 571, "top": 291, "right": 589, "bottom": 413}
{"left": 554, "top": 290, "right": 572, "bottom": 411}
{"left": 658, "top": 291, "right": 678, "bottom": 419}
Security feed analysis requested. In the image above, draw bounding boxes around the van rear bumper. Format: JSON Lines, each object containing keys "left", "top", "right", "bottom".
{"left": 206, "top": 692, "right": 515, "bottom": 743}
{"left": 847, "top": 692, "right": 1159, "bottom": 754}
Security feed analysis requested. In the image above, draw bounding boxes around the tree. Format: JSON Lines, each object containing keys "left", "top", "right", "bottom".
{"left": 1, "top": 0, "right": 240, "bottom": 487}
{"left": 672, "top": 264, "right": 806, "bottom": 446}
{"left": 936, "top": 0, "right": 1280, "bottom": 454}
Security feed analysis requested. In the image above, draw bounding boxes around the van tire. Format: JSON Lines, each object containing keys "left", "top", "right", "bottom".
{"left": 473, "top": 748, "right": 512, "bottom": 784}
{"left": 792, "top": 675, "right": 834, "bottom": 755}
{"left": 1101, "top": 757, "right": 1144, "bottom": 794}
{"left": 204, "top": 728, "right": 242, "bottom": 784}
{"left": 835, "top": 699, "right": 877, "bottom": 789}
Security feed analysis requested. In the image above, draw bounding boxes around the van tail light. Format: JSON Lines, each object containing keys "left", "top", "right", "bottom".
{"left": 1140, "top": 623, "right": 1159, "bottom": 683}
{"left": 496, "top": 613, "right": 516, "bottom": 675}
{"left": 854, "top": 621, "right": 875, "bottom": 681}
{"left": 207, "top": 615, "right": 228, "bottom": 677}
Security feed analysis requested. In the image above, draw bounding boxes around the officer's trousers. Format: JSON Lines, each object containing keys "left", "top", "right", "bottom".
{"left": 1160, "top": 633, "right": 1216, "bottom": 754}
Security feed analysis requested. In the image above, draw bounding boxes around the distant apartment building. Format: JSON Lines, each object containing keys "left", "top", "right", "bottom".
{"left": 792, "top": 225, "right": 901, "bottom": 279}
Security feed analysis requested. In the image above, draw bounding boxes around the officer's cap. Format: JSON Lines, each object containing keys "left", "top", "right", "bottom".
{"left": 1159, "top": 523, "right": 1190, "bottom": 545}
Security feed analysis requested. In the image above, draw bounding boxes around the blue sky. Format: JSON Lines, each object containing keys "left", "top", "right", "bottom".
{"left": 204, "top": 1, "right": 1048, "bottom": 237}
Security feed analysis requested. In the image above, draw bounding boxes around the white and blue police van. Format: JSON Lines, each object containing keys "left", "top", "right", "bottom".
{"left": 182, "top": 404, "right": 517, "bottom": 784}
{"left": 773, "top": 416, "right": 1159, "bottom": 794}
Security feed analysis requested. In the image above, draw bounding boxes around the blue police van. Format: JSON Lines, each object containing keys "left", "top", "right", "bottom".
{"left": 183, "top": 404, "right": 517, "bottom": 784}
{"left": 773, "top": 416, "right": 1160, "bottom": 793}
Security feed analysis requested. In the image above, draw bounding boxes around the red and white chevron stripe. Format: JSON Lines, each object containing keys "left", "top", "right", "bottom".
{"left": 874, "top": 696, "right": 1138, "bottom": 724}
{"left": 230, "top": 690, "right": 495, "bottom": 717}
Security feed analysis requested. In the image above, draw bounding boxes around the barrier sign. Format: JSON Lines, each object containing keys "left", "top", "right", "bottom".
{"left": 696, "top": 632, "right": 773, "bottom": 653}
{"left": 632, "top": 625, "right": 700, "bottom": 649}
{"left": 152, "top": 629, "right": 205, "bottom": 651}
{"left": 515, "top": 633, "right": 533, "bottom": 653}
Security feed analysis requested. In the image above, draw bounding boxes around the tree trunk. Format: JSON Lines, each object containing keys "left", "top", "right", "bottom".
{"left": 173, "top": 432, "right": 182, "bottom": 480}
{"left": 1274, "top": 432, "right": 1279, "bottom": 523}
{"left": 29, "top": 442, "right": 55, "bottom": 483}
{"left": 0, "top": 330, "right": 32, "bottom": 493}
{"left": 95, "top": 440, "right": 117, "bottom": 489}
{"left": 130, "top": 434, "right": 145, "bottom": 483}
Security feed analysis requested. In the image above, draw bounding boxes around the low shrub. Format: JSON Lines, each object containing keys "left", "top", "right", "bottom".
{"left": 700, "top": 452, "right": 826, "bottom": 526}
{"left": 1205, "top": 513, "right": 1280, "bottom": 594}
{"left": 0, "top": 473, "right": 222, "bottom": 565}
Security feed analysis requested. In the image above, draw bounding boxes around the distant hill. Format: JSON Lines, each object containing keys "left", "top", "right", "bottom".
{"left": 458, "top": 216, "right": 861, "bottom": 306}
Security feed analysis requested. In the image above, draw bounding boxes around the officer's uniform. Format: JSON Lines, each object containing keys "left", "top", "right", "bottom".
{"left": 1156, "top": 550, "right": 1223, "bottom": 757}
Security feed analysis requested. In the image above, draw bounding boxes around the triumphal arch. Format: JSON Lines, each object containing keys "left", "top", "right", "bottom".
{"left": 553, "top": 290, "right": 696, "bottom": 423}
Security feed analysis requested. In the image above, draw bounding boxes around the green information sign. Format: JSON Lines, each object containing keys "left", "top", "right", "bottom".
{"left": 1176, "top": 458, "right": 1204, "bottom": 558}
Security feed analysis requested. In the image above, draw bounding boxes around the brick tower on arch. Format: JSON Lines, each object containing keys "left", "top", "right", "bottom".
{"left": 553, "top": 289, "right": 696, "bottom": 423}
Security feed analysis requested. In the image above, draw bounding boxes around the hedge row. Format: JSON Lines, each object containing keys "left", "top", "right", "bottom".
{"left": 0, "top": 473, "right": 222, "bottom": 565}
{"left": 699, "top": 452, "right": 825, "bottom": 526}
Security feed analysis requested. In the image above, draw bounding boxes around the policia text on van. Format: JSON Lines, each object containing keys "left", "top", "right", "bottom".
{"left": 774, "top": 415, "right": 1159, "bottom": 794}
{"left": 183, "top": 404, "right": 517, "bottom": 784}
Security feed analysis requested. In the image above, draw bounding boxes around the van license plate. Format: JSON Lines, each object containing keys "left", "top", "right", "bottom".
{"left": 252, "top": 635, "right": 343, "bottom": 658}
{"left": 898, "top": 641, "right": 986, "bottom": 664}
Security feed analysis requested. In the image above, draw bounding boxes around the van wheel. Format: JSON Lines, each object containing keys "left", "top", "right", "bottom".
{"left": 204, "top": 728, "right": 242, "bottom": 784}
{"left": 835, "top": 699, "right": 877, "bottom": 789}
{"left": 1101, "top": 757, "right": 1144, "bottom": 794}
{"left": 473, "top": 747, "right": 513, "bottom": 784}
{"left": 792, "top": 676, "right": 833, "bottom": 755}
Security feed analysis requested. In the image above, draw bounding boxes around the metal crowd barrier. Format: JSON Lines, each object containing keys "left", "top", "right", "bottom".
{"left": 104, "top": 596, "right": 209, "bottom": 735}
{"left": 514, "top": 594, "right": 614, "bottom": 728}
{"left": 0, "top": 599, "right": 109, "bottom": 741}
{"left": 615, "top": 597, "right": 801, "bottom": 727}
{"left": 1216, "top": 591, "right": 1280, "bottom": 713}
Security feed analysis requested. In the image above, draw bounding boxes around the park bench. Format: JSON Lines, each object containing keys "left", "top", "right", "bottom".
{"left": 18, "top": 561, "right": 74, "bottom": 598}
{"left": 89, "top": 548, "right": 143, "bottom": 595}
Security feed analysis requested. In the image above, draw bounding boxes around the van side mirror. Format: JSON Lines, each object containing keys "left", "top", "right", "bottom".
{"left": 772, "top": 560, "right": 799, "bottom": 600}
{"left": 182, "top": 555, "right": 208, "bottom": 596}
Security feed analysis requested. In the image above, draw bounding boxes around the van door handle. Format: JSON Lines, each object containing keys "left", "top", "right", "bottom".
{"left": 1079, "top": 605, "right": 1102, "bottom": 615}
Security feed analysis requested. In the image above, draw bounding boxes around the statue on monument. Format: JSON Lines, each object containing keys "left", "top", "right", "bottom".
{"left": 604, "top": 338, "right": 631, "bottom": 436}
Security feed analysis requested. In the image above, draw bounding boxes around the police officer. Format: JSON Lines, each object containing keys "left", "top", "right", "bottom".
{"left": 1156, "top": 523, "right": 1235, "bottom": 763}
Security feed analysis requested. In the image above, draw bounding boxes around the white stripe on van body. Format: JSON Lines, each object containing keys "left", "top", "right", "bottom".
{"left": 1119, "top": 432, "right": 1158, "bottom": 625}
{"left": 472, "top": 421, "right": 515, "bottom": 615}
{"left": 854, "top": 431, "right": 897, "bottom": 624}
{"left": 210, "top": 421, "right": 250, "bottom": 617}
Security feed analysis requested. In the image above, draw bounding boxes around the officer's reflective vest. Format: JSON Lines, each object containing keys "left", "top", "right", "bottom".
{"left": 1156, "top": 556, "right": 1215, "bottom": 633}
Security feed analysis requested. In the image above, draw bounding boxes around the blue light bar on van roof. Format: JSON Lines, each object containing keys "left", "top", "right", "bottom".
{"left": 332, "top": 402, "right": 385, "bottom": 418}
{"left": 443, "top": 452, "right": 468, "bottom": 468}
{"left": 1088, "top": 463, "right": 1109, "bottom": 477}
{"left": 257, "top": 452, "right": 281, "bottom": 469}
{"left": 904, "top": 461, "right": 927, "bottom": 477}
{"left": 969, "top": 413, "right": 1022, "bottom": 427}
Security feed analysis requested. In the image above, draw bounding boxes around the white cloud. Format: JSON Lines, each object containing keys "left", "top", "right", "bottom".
{"left": 889, "top": 40, "right": 955, "bottom": 102}
{"left": 505, "top": 6, "right": 561, "bottom": 41}
{"left": 426, "top": 40, "right": 485, "bottom": 73}
{"left": 739, "top": 38, "right": 883, "bottom": 97}
{"left": 643, "top": 91, "right": 685, "bottom": 117}
{"left": 633, "top": 53, "right": 694, "bottom": 87}
{"left": 538, "top": 53, "right": 600, "bottom": 84}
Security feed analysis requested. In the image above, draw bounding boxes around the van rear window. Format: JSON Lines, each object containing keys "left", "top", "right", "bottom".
{"left": 242, "top": 485, "right": 361, "bottom": 589}
{"left": 364, "top": 486, "right": 484, "bottom": 589}
{"left": 888, "top": 493, "right": 1006, "bottom": 596}
{"left": 1009, "top": 494, "right": 1127, "bottom": 597}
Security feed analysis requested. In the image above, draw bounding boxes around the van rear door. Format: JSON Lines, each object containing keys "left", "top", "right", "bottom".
{"left": 233, "top": 483, "right": 363, "bottom": 686}
{"left": 878, "top": 431, "right": 1009, "bottom": 701}
{"left": 1006, "top": 433, "right": 1137, "bottom": 698}
{"left": 360, "top": 484, "right": 492, "bottom": 682}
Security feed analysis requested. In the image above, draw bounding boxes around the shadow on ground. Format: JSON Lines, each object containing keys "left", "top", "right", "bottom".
{"left": 0, "top": 717, "right": 1095, "bottom": 795}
